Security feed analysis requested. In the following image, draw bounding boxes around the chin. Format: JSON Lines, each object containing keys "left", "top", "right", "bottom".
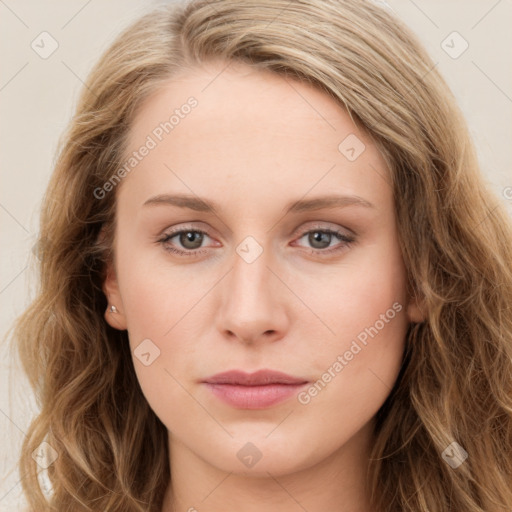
{"left": 196, "top": 432, "right": 328, "bottom": 478}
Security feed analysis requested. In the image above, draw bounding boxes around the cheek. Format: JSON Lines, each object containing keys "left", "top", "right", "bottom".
{"left": 316, "top": 237, "right": 408, "bottom": 344}
{"left": 294, "top": 273, "right": 408, "bottom": 457}
{"left": 112, "top": 242, "right": 203, "bottom": 402}
{"left": 297, "top": 237, "right": 409, "bottom": 407}
{"left": 115, "top": 238, "right": 211, "bottom": 340}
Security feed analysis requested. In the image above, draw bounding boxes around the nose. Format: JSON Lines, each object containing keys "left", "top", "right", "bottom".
{"left": 216, "top": 241, "right": 290, "bottom": 346}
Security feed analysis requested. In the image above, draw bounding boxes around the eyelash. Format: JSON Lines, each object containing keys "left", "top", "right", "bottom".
{"left": 157, "top": 225, "right": 356, "bottom": 258}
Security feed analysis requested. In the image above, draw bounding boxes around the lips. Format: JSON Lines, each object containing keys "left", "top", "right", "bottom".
{"left": 202, "top": 370, "right": 309, "bottom": 409}
{"left": 203, "top": 369, "right": 308, "bottom": 386}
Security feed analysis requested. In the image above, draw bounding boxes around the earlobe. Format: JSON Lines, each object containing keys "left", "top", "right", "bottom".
{"left": 102, "top": 259, "right": 128, "bottom": 331}
{"left": 103, "top": 303, "right": 127, "bottom": 331}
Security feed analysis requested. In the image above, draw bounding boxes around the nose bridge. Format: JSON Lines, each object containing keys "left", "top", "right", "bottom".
{"left": 216, "top": 235, "right": 287, "bottom": 343}
{"left": 229, "top": 236, "right": 274, "bottom": 309}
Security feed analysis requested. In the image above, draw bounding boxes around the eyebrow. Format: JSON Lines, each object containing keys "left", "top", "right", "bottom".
{"left": 142, "top": 193, "right": 375, "bottom": 214}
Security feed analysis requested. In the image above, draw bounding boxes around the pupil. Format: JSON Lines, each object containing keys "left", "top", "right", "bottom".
{"left": 181, "top": 231, "right": 202, "bottom": 249}
{"left": 310, "top": 231, "right": 330, "bottom": 249}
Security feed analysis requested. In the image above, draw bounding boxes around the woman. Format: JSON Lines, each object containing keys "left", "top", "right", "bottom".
{"left": 11, "top": 0, "right": 512, "bottom": 510}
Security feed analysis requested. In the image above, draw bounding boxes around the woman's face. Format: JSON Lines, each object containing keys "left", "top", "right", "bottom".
{"left": 103, "top": 59, "right": 423, "bottom": 477}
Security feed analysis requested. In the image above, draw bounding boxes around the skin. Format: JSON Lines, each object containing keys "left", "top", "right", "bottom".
{"left": 103, "top": 59, "right": 424, "bottom": 512}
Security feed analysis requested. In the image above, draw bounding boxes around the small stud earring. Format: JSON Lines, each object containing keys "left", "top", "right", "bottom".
{"left": 109, "top": 305, "right": 118, "bottom": 314}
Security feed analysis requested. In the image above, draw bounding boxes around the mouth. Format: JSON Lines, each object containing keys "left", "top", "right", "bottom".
{"left": 202, "top": 369, "right": 309, "bottom": 409}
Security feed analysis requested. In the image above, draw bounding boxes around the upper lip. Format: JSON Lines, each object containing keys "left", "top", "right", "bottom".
{"left": 203, "top": 369, "right": 308, "bottom": 386}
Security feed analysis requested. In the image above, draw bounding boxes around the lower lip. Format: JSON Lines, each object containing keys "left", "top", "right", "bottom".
{"left": 205, "top": 383, "right": 308, "bottom": 409}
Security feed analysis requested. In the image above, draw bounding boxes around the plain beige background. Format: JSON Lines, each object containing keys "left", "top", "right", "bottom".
{"left": 1, "top": 0, "right": 511, "bottom": 509}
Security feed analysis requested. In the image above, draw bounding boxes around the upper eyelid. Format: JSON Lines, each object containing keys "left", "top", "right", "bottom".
{"left": 162, "top": 222, "right": 352, "bottom": 237}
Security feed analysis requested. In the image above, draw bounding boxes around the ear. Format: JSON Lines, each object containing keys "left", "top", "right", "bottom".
{"left": 99, "top": 227, "right": 127, "bottom": 331}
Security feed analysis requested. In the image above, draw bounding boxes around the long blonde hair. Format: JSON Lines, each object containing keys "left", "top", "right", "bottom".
{"left": 9, "top": 0, "right": 512, "bottom": 510}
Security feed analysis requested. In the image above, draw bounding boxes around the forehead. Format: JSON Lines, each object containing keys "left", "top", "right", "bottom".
{"left": 120, "top": 60, "right": 391, "bottom": 214}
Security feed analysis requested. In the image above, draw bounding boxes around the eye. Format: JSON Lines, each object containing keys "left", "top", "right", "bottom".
{"left": 157, "top": 224, "right": 356, "bottom": 258}
{"left": 293, "top": 227, "right": 355, "bottom": 255}
{"left": 158, "top": 228, "right": 213, "bottom": 257}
